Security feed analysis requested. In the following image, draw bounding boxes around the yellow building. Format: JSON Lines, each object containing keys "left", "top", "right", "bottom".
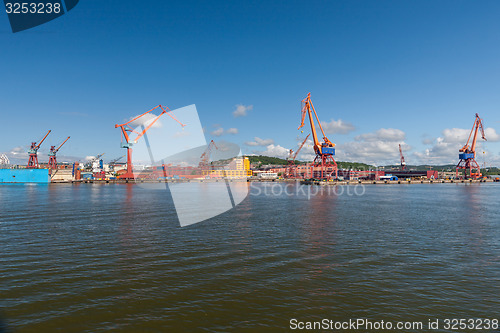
{"left": 203, "top": 157, "right": 252, "bottom": 178}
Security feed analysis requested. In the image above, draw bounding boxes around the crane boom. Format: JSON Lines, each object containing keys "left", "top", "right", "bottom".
{"left": 199, "top": 140, "right": 218, "bottom": 168}
{"left": 460, "top": 113, "right": 486, "bottom": 155}
{"left": 115, "top": 105, "right": 185, "bottom": 144}
{"left": 399, "top": 144, "right": 406, "bottom": 170}
{"left": 55, "top": 136, "right": 70, "bottom": 153}
{"left": 293, "top": 134, "right": 310, "bottom": 161}
{"left": 36, "top": 130, "right": 51, "bottom": 150}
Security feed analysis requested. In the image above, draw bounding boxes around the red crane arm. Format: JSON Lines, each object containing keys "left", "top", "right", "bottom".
{"left": 55, "top": 136, "right": 70, "bottom": 153}
{"left": 460, "top": 113, "right": 487, "bottom": 154}
{"left": 35, "top": 130, "right": 51, "bottom": 149}
{"left": 298, "top": 93, "right": 321, "bottom": 151}
{"left": 199, "top": 140, "right": 218, "bottom": 167}
{"left": 114, "top": 105, "right": 186, "bottom": 144}
{"left": 293, "top": 134, "right": 310, "bottom": 161}
{"left": 470, "top": 113, "right": 487, "bottom": 152}
{"left": 200, "top": 140, "right": 217, "bottom": 161}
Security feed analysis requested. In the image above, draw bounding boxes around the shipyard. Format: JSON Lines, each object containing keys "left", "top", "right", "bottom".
{"left": 0, "top": 99, "right": 498, "bottom": 185}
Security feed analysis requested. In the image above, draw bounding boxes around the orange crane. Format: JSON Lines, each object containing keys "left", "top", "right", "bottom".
{"left": 199, "top": 140, "right": 218, "bottom": 169}
{"left": 115, "top": 105, "right": 185, "bottom": 179}
{"left": 297, "top": 93, "right": 337, "bottom": 179}
{"left": 285, "top": 134, "right": 310, "bottom": 178}
{"left": 48, "top": 136, "right": 70, "bottom": 170}
{"left": 27, "top": 130, "right": 51, "bottom": 168}
{"left": 399, "top": 144, "right": 406, "bottom": 171}
{"left": 456, "top": 113, "right": 487, "bottom": 179}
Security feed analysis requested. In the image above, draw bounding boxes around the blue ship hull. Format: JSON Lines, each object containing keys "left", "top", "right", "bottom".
{"left": 0, "top": 169, "right": 50, "bottom": 183}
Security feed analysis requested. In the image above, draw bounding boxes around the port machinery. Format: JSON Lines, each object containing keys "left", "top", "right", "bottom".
{"left": 456, "top": 113, "right": 487, "bottom": 179}
{"left": 115, "top": 105, "right": 185, "bottom": 179}
{"left": 297, "top": 93, "right": 338, "bottom": 180}
{"left": 199, "top": 139, "right": 218, "bottom": 170}
{"left": 284, "top": 134, "right": 310, "bottom": 178}
{"left": 27, "top": 130, "right": 51, "bottom": 168}
{"left": 399, "top": 144, "right": 407, "bottom": 171}
{"left": 108, "top": 155, "right": 125, "bottom": 171}
{"left": 48, "top": 136, "right": 70, "bottom": 170}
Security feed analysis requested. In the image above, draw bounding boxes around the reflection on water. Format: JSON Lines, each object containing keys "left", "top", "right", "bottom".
{"left": 0, "top": 183, "right": 499, "bottom": 331}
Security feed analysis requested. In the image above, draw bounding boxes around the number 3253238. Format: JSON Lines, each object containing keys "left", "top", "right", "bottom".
{"left": 5, "top": 2, "right": 62, "bottom": 14}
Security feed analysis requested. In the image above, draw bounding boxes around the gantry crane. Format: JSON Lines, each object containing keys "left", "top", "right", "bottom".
{"left": 399, "top": 144, "right": 406, "bottom": 171}
{"left": 48, "top": 136, "right": 70, "bottom": 170}
{"left": 456, "top": 113, "right": 487, "bottom": 179}
{"left": 298, "top": 93, "right": 337, "bottom": 179}
{"left": 27, "top": 130, "right": 51, "bottom": 168}
{"left": 108, "top": 155, "right": 125, "bottom": 171}
{"left": 115, "top": 105, "right": 185, "bottom": 179}
{"left": 285, "top": 134, "right": 310, "bottom": 178}
{"left": 199, "top": 140, "right": 218, "bottom": 169}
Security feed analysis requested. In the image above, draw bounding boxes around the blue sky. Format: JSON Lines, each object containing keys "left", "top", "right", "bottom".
{"left": 1, "top": 0, "right": 500, "bottom": 166}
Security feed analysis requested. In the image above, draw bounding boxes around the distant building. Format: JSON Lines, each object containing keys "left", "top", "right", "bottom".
{"left": 389, "top": 170, "right": 438, "bottom": 179}
{"left": 203, "top": 157, "right": 252, "bottom": 178}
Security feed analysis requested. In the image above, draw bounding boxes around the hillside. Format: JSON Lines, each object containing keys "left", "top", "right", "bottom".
{"left": 246, "top": 155, "right": 376, "bottom": 170}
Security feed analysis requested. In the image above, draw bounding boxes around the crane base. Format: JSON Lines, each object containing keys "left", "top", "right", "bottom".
{"left": 456, "top": 158, "right": 482, "bottom": 179}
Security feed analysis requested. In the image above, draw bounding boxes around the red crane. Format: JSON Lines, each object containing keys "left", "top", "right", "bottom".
{"left": 27, "top": 130, "right": 51, "bottom": 168}
{"left": 48, "top": 136, "right": 70, "bottom": 170}
{"left": 115, "top": 105, "right": 185, "bottom": 179}
{"left": 456, "top": 113, "right": 487, "bottom": 179}
{"left": 399, "top": 144, "right": 406, "bottom": 171}
{"left": 199, "top": 140, "right": 218, "bottom": 169}
{"left": 298, "top": 93, "right": 337, "bottom": 179}
{"left": 285, "top": 134, "right": 310, "bottom": 178}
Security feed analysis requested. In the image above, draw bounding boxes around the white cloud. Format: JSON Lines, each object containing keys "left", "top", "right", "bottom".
{"left": 226, "top": 128, "right": 239, "bottom": 135}
{"left": 245, "top": 137, "right": 274, "bottom": 146}
{"left": 335, "top": 128, "right": 408, "bottom": 165}
{"left": 9, "top": 146, "right": 25, "bottom": 155}
{"left": 413, "top": 126, "right": 496, "bottom": 165}
{"left": 211, "top": 127, "right": 224, "bottom": 137}
{"left": 422, "top": 138, "right": 434, "bottom": 145}
{"left": 485, "top": 128, "right": 500, "bottom": 141}
{"left": 254, "top": 144, "right": 290, "bottom": 159}
{"left": 128, "top": 112, "right": 163, "bottom": 129}
{"left": 322, "top": 118, "right": 356, "bottom": 135}
{"left": 173, "top": 130, "right": 190, "bottom": 138}
{"left": 233, "top": 104, "right": 253, "bottom": 117}
{"left": 355, "top": 128, "right": 405, "bottom": 142}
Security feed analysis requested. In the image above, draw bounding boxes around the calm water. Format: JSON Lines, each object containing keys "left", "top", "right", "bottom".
{"left": 1, "top": 182, "right": 499, "bottom": 332}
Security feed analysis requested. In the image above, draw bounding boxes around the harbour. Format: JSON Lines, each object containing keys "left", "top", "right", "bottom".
{"left": 1, "top": 182, "right": 499, "bottom": 331}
